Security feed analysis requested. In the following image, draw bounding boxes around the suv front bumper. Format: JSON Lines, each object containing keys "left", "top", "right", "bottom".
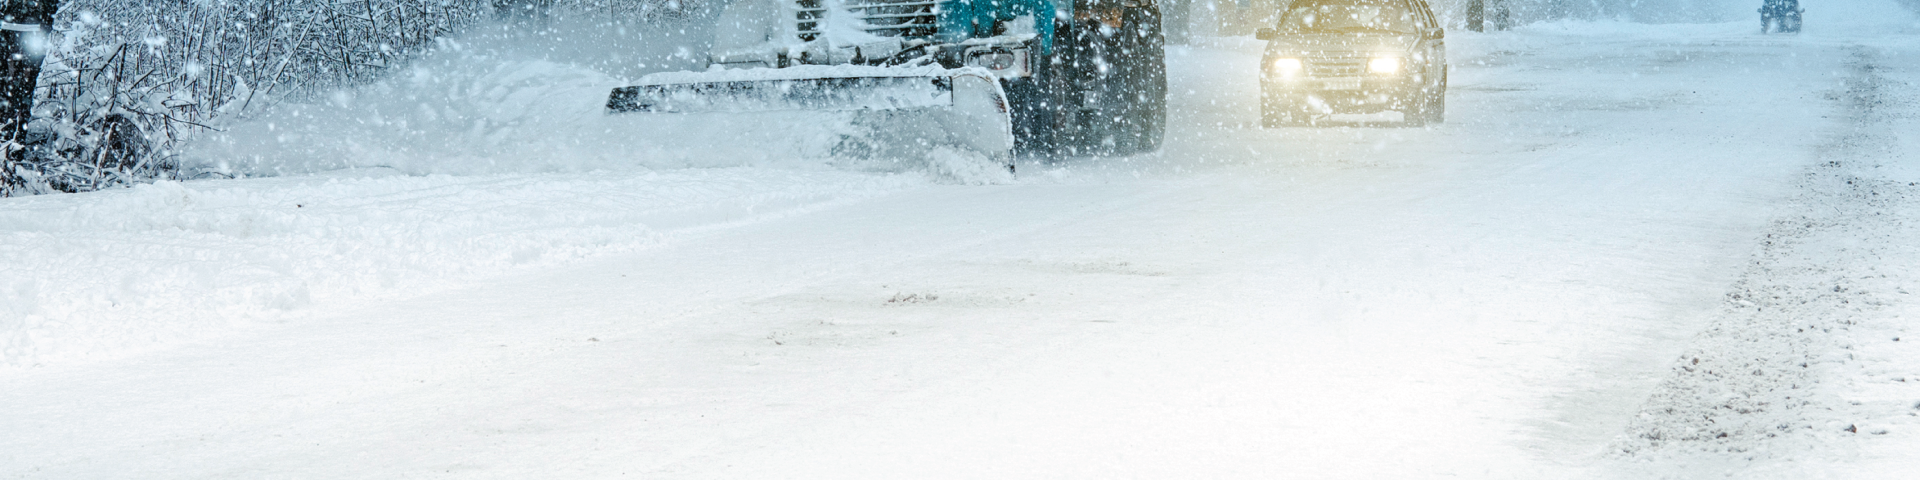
{"left": 1263, "top": 76, "right": 1422, "bottom": 113}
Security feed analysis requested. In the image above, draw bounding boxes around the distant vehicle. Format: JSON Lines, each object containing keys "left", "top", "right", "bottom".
{"left": 1760, "top": 0, "right": 1803, "bottom": 34}
{"left": 1256, "top": 0, "right": 1448, "bottom": 127}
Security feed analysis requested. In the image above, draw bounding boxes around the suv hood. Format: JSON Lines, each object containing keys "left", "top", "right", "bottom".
{"left": 1264, "top": 33, "right": 1419, "bottom": 56}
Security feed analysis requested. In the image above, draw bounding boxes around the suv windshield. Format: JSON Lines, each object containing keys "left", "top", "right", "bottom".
{"left": 1277, "top": 0, "right": 1417, "bottom": 35}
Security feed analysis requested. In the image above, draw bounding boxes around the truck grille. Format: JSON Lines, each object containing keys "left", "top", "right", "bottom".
{"left": 796, "top": 0, "right": 828, "bottom": 41}
{"left": 796, "top": 0, "right": 939, "bottom": 42}
{"left": 1307, "top": 58, "right": 1365, "bottom": 77}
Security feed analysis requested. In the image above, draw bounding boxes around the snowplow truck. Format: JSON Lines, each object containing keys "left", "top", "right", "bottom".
{"left": 606, "top": 0, "right": 1167, "bottom": 160}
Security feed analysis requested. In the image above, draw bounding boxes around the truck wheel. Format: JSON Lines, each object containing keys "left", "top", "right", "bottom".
{"left": 1129, "top": 3, "right": 1168, "bottom": 153}
{"left": 1046, "top": 2, "right": 1168, "bottom": 157}
{"left": 1093, "top": 4, "right": 1167, "bottom": 155}
{"left": 1007, "top": 75, "right": 1056, "bottom": 159}
{"left": 1050, "top": 19, "right": 1104, "bottom": 156}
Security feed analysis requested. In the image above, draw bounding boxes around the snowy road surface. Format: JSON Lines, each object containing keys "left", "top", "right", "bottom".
{"left": 8, "top": 7, "right": 1920, "bottom": 480}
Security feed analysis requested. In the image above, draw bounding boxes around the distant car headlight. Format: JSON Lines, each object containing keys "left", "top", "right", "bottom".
{"left": 1270, "top": 57, "right": 1304, "bottom": 77}
{"left": 1368, "top": 57, "right": 1403, "bottom": 74}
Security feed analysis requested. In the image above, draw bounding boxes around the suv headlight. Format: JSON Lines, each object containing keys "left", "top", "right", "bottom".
{"left": 1270, "top": 57, "right": 1304, "bottom": 77}
{"left": 1368, "top": 57, "right": 1403, "bottom": 74}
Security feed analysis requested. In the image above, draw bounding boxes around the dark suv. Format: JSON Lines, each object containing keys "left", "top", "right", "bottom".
{"left": 1759, "top": 0, "right": 1802, "bottom": 34}
{"left": 1256, "top": 0, "right": 1448, "bottom": 127}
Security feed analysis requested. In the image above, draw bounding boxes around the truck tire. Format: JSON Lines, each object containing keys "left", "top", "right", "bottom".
{"left": 1129, "top": 3, "right": 1168, "bottom": 153}
{"left": 1007, "top": 75, "right": 1056, "bottom": 159}
{"left": 1106, "top": 3, "right": 1166, "bottom": 153}
{"left": 1040, "top": 1, "right": 1168, "bottom": 157}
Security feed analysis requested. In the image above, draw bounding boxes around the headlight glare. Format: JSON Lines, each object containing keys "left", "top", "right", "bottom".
{"left": 1271, "top": 57, "right": 1304, "bottom": 76}
{"left": 1368, "top": 57, "right": 1403, "bottom": 74}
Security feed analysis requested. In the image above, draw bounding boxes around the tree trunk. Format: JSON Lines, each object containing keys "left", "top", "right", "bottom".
{"left": 1491, "top": 0, "right": 1511, "bottom": 31}
{"left": 1, "top": 0, "right": 59, "bottom": 196}
{"left": 1466, "top": 0, "right": 1484, "bottom": 32}
{"left": 493, "top": 0, "right": 552, "bottom": 24}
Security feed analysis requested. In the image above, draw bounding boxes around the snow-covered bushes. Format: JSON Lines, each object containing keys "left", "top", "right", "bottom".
{"left": 4, "top": 0, "right": 498, "bottom": 195}
{"left": 2, "top": 0, "right": 704, "bottom": 196}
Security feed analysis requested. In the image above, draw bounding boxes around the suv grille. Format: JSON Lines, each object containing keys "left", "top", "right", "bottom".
{"left": 1307, "top": 58, "right": 1365, "bottom": 77}
{"left": 796, "top": 0, "right": 939, "bottom": 42}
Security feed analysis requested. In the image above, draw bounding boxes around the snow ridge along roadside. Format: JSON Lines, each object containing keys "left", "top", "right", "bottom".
{"left": 1609, "top": 45, "right": 1920, "bottom": 477}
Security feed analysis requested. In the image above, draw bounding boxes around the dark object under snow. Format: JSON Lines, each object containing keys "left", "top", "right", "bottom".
{"left": 1760, "top": 0, "right": 1803, "bottom": 34}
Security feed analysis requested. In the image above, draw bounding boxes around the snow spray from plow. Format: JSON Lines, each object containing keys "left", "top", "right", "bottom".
{"left": 606, "top": 65, "right": 1015, "bottom": 176}
{"left": 185, "top": 58, "right": 1015, "bottom": 183}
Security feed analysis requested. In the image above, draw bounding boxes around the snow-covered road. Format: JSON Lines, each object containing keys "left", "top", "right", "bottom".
{"left": 7, "top": 5, "right": 1920, "bottom": 479}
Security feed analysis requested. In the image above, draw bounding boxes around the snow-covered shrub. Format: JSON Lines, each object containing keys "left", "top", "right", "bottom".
{"left": 4, "top": 0, "right": 493, "bottom": 194}
{"left": 3, "top": 0, "right": 704, "bottom": 196}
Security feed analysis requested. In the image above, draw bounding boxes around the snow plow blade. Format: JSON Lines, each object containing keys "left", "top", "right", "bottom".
{"left": 606, "top": 66, "right": 1013, "bottom": 162}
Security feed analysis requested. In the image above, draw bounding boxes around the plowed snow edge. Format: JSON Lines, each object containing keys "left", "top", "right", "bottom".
{"left": 1607, "top": 46, "right": 1920, "bottom": 478}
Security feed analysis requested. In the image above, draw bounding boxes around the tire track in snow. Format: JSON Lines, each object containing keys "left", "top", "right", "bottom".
{"left": 1608, "top": 45, "right": 1920, "bottom": 475}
